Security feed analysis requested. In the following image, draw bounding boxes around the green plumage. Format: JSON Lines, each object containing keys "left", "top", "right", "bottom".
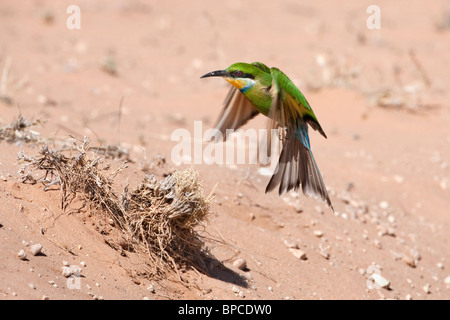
{"left": 201, "top": 62, "right": 333, "bottom": 210}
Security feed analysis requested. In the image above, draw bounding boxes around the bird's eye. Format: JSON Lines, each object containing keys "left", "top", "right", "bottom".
{"left": 234, "top": 71, "right": 243, "bottom": 77}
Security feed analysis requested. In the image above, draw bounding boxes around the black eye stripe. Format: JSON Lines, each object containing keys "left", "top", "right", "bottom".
{"left": 232, "top": 71, "right": 254, "bottom": 79}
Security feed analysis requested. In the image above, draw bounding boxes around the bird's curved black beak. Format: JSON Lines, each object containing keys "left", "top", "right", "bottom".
{"left": 200, "top": 70, "right": 229, "bottom": 79}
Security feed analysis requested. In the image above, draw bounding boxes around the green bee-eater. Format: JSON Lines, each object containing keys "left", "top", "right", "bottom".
{"left": 201, "top": 62, "right": 333, "bottom": 210}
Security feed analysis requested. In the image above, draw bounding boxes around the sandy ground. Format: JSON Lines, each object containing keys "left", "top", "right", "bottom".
{"left": 0, "top": 0, "right": 449, "bottom": 300}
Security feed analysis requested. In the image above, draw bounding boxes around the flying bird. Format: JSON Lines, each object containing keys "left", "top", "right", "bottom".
{"left": 201, "top": 62, "right": 333, "bottom": 210}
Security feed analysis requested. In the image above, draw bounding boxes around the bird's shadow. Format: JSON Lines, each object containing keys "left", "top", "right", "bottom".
{"left": 197, "top": 254, "right": 248, "bottom": 288}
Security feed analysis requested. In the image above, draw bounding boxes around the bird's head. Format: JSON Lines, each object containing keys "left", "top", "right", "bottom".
{"left": 201, "top": 62, "right": 263, "bottom": 93}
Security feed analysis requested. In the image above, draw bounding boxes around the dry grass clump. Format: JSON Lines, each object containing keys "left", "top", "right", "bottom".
{"left": 18, "top": 138, "right": 213, "bottom": 278}
{"left": 126, "top": 170, "right": 212, "bottom": 274}
{"left": 0, "top": 115, "right": 43, "bottom": 144}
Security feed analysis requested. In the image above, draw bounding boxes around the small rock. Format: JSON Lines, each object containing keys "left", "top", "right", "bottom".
{"left": 289, "top": 248, "right": 307, "bottom": 260}
{"left": 238, "top": 291, "right": 245, "bottom": 298}
{"left": 403, "top": 255, "right": 417, "bottom": 268}
{"left": 147, "top": 284, "right": 155, "bottom": 293}
{"left": 18, "top": 250, "right": 27, "bottom": 260}
{"left": 232, "top": 286, "right": 240, "bottom": 293}
{"left": 423, "top": 283, "right": 431, "bottom": 294}
{"left": 373, "top": 239, "right": 382, "bottom": 249}
{"left": 314, "top": 206, "right": 324, "bottom": 214}
{"left": 30, "top": 244, "right": 42, "bottom": 256}
{"left": 61, "top": 267, "right": 72, "bottom": 278}
{"left": 80, "top": 261, "right": 86, "bottom": 267}
{"left": 232, "top": 258, "right": 247, "bottom": 270}
{"left": 319, "top": 250, "right": 330, "bottom": 260}
{"left": 444, "top": 276, "right": 450, "bottom": 286}
{"left": 29, "top": 283, "right": 36, "bottom": 290}
{"left": 379, "top": 201, "right": 389, "bottom": 210}
{"left": 42, "top": 295, "right": 50, "bottom": 300}
{"left": 62, "top": 261, "right": 69, "bottom": 267}
{"left": 437, "top": 262, "right": 444, "bottom": 270}
{"left": 405, "top": 294, "right": 412, "bottom": 300}
{"left": 314, "top": 230, "right": 324, "bottom": 238}
{"left": 371, "top": 273, "right": 390, "bottom": 289}
{"left": 284, "top": 239, "right": 299, "bottom": 249}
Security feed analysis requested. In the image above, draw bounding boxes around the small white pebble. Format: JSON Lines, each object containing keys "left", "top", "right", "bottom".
{"left": 444, "top": 276, "right": 450, "bottom": 286}
{"left": 80, "top": 261, "right": 86, "bottom": 267}
{"left": 232, "top": 258, "right": 247, "bottom": 270}
{"left": 30, "top": 243, "right": 42, "bottom": 256}
{"left": 314, "top": 230, "right": 324, "bottom": 238}
{"left": 289, "top": 248, "right": 307, "bottom": 260}
{"left": 18, "top": 249, "right": 27, "bottom": 260}
{"left": 379, "top": 201, "right": 389, "bottom": 210}
{"left": 283, "top": 239, "right": 298, "bottom": 249}
{"left": 372, "top": 274, "right": 390, "bottom": 289}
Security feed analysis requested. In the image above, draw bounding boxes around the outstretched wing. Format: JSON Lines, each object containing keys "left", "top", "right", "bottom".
{"left": 265, "top": 68, "right": 332, "bottom": 209}
{"left": 209, "top": 85, "right": 260, "bottom": 141}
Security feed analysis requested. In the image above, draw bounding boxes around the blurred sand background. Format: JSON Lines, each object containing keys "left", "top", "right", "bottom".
{"left": 0, "top": 0, "right": 449, "bottom": 299}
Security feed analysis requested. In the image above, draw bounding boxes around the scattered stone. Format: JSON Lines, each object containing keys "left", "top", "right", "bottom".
{"left": 437, "top": 262, "right": 444, "bottom": 270}
{"left": 379, "top": 201, "right": 389, "bottom": 210}
{"left": 232, "top": 258, "right": 247, "bottom": 270}
{"left": 314, "top": 230, "right": 324, "bottom": 238}
{"left": 62, "top": 261, "right": 69, "bottom": 267}
{"left": 373, "top": 239, "right": 382, "bottom": 249}
{"left": 18, "top": 249, "right": 27, "bottom": 260}
{"left": 80, "top": 261, "right": 86, "bottom": 267}
{"left": 147, "top": 284, "right": 155, "bottom": 293}
{"left": 42, "top": 295, "right": 50, "bottom": 300}
{"left": 289, "top": 248, "right": 307, "bottom": 260}
{"left": 314, "top": 206, "right": 324, "bottom": 214}
{"left": 61, "top": 265, "right": 81, "bottom": 278}
{"left": 403, "top": 255, "right": 417, "bottom": 268}
{"left": 294, "top": 204, "right": 303, "bottom": 213}
{"left": 377, "top": 226, "right": 396, "bottom": 237}
{"left": 370, "top": 273, "right": 390, "bottom": 289}
{"left": 319, "top": 250, "right": 330, "bottom": 260}
{"left": 232, "top": 286, "right": 240, "bottom": 294}
{"left": 30, "top": 243, "right": 42, "bottom": 256}
{"left": 423, "top": 283, "right": 431, "bottom": 294}
{"left": 29, "top": 283, "right": 36, "bottom": 290}
{"left": 61, "top": 267, "right": 72, "bottom": 278}
{"left": 238, "top": 291, "right": 245, "bottom": 298}
{"left": 284, "top": 239, "right": 299, "bottom": 249}
{"left": 444, "top": 276, "right": 450, "bottom": 286}
{"left": 405, "top": 294, "right": 412, "bottom": 300}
